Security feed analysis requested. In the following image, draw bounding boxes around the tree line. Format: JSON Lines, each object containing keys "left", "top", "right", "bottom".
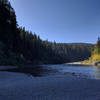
{"left": 0, "top": 0, "right": 93, "bottom": 65}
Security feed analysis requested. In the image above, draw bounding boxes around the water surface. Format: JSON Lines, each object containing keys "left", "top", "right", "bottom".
{"left": 47, "top": 64, "right": 100, "bottom": 79}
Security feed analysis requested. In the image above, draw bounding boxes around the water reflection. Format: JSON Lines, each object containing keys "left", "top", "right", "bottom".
{"left": 2, "top": 64, "right": 100, "bottom": 79}
{"left": 92, "top": 66, "right": 100, "bottom": 79}
{"left": 49, "top": 64, "right": 100, "bottom": 80}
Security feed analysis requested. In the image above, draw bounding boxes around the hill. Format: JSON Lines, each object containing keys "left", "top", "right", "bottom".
{"left": 0, "top": 0, "right": 93, "bottom": 65}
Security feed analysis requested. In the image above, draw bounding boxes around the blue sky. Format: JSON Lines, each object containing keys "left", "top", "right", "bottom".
{"left": 10, "top": 0, "right": 100, "bottom": 43}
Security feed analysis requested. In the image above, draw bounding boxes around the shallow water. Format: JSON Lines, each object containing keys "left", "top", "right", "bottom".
{"left": 47, "top": 64, "right": 100, "bottom": 79}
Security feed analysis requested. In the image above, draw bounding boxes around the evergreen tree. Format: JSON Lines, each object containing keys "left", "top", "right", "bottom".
{"left": 0, "top": 0, "right": 93, "bottom": 65}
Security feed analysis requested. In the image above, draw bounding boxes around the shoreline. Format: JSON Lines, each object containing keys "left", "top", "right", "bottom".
{"left": 65, "top": 62, "right": 93, "bottom": 66}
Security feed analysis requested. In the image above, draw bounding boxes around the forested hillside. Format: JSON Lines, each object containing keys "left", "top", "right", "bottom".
{"left": 0, "top": 0, "right": 93, "bottom": 65}
{"left": 87, "top": 38, "right": 100, "bottom": 63}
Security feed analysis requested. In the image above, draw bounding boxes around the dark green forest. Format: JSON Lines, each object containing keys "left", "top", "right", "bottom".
{"left": 0, "top": 0, "right": 93, "bottom": 65}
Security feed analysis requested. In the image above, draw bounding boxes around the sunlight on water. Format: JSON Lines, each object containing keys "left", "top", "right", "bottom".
{"left": 92, "top": 66, "right": 100, "bottom": 79}
{"left": 48, "top": 64, "right": 100, "bottom": 79}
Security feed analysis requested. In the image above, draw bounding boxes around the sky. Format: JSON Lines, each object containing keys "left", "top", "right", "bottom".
{"left": 10, "top": 0, "right": 100, "bottom": 43}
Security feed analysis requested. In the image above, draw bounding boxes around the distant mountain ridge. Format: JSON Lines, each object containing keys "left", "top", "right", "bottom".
{"left": 58, "top": 43, "right": 93, "bottom": 45}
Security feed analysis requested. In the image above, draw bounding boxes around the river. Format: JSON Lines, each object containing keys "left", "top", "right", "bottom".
{"left": 45, "top": 64, "right": 100, "bottom": 79}
{"left": 1, "top": 65, "right": 100, "bottom": 100}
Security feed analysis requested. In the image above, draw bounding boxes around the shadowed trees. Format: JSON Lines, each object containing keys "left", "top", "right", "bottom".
{"left": 0, "top": 0, "right": 93, "bottom": 65}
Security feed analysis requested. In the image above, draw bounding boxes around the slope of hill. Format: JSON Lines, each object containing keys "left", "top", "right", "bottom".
{"left": 0, "top": 0, "right": 93, "bottom": 65}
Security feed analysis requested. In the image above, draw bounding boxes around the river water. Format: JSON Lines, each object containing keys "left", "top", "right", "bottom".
{"left": 46, "top": 64, "right": 100, "bottom": 79}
